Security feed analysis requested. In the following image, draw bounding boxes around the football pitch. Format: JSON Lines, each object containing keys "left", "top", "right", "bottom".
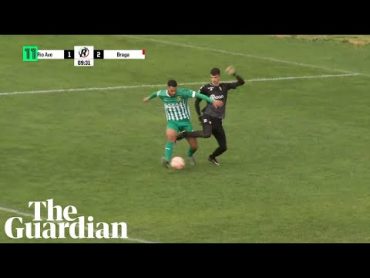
{"left": 1, "top": 35, "right": 370, "bottom": 242}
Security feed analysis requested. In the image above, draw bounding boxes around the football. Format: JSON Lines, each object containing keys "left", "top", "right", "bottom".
{"left": 170, "top": 156, "right": 185, "bottom": 170}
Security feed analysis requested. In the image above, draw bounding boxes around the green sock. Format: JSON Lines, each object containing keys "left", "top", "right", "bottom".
{"left": 165, "top": 141, "right": 174, "bottom": 162}
{"left": 187, "top": 147, "right": 197, "bottom": 157}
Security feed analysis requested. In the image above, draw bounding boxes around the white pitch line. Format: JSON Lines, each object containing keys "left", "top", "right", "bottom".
{"left": 125, "top": 35, "right": 359, "bottom": 75}
{"left": 0, "top": 206, "right": 35, "bottom": 218}
{"left": 248, "top": 73, "right": 359, "bottom": 81}
{"left": 0, "top": 206, "right": 157, "bottom": 243}
{"left": 0, "top": 73, "right": 359, "bottom": 97}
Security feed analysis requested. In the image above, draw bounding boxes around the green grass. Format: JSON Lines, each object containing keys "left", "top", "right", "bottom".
{"left": 0, "top": 35, "right": 370, "bottom": 242}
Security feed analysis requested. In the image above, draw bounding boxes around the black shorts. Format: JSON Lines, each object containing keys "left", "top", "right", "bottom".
{"left": 201, "top": 114, "right": 223, "bottom": 130}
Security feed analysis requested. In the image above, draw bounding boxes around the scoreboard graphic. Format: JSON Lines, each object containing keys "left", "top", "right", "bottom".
{"left": 22, "top": 45, "right": 146, "bottom": 66}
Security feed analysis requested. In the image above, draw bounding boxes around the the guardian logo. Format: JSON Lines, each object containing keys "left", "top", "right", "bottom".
{"left": 4, "top": 199, "right": 127, "bottom": 240}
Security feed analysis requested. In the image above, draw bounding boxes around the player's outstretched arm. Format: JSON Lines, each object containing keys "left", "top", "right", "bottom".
{"left": 143, "top": 92, "right": 158, "bottom": 102}
{"left": 194, "top": 92, "right": 213, "bottom": 103}
{"left": 194, "top": 92, "right": 223, "bottom": 108}
{"left": 195, "top": 93, "right": 223, "bottom": 108}
{"left": 226, "top": 65, "right": 245, "bottom": 86}
{"left": 234, "top": 74, "right": 245, "bottom": 86}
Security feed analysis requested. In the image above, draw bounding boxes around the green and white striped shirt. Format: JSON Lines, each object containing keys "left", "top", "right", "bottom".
{"left": 147, "top": 87, "right": 214, "bottom": 121}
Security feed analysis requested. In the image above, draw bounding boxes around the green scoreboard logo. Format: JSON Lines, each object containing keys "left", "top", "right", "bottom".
{"left": 22, "top": 46, "right": 39, "bottom": 62}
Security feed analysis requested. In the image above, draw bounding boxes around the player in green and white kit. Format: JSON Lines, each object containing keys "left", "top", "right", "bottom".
{"left": 143, "top": 79, "right": 223, "bottom": 168}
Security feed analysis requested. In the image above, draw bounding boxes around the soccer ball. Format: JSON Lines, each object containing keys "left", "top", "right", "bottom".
{"left": 170, "top": 156, "right": 185, "bottom": 170}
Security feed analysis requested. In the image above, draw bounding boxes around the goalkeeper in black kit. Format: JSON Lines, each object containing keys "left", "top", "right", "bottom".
{"left": 177, "top": 66, "right": 245, "bottom": 166}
